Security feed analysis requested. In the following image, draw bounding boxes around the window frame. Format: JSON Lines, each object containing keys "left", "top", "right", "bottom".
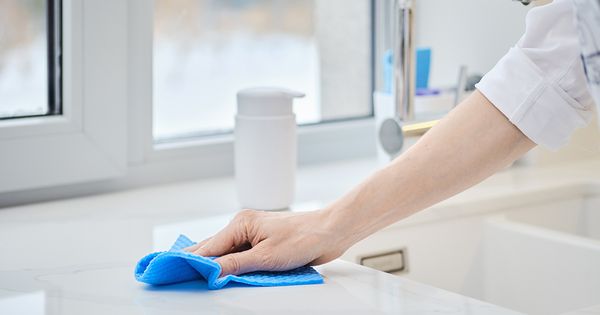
{"left": 0, "top": 0, "right": 128, "bottom": 194}
{"left": 46, "top": 0, "right": 63, "bottom": 117}
{"left": 0, "top": 0, "right": 377, "bottom": 206}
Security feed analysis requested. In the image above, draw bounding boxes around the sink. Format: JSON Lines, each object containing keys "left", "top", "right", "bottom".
{"left": 500, "top": 182, "right": 600, "bottom": 240}
{"left": 484, "top": 182, "right": 600, "bottom": 315}
{"left": 342, "top": 181, "right": 600, "bottom": 315}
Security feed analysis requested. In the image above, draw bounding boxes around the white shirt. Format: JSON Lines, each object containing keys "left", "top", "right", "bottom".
{"left": 475, "top": 0, "right": 599, "bottom": 150}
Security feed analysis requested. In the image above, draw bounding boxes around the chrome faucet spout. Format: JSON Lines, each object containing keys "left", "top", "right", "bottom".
{"left": 379, "top": 0, "right": 437, "bottom": 159}
{"left": 392, "top": 0, "right": 416, "bottom": 122}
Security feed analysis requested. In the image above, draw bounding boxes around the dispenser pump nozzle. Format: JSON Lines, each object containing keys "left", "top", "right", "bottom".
{"left": 237, "top": 87, "right": 305, "bottom": 117}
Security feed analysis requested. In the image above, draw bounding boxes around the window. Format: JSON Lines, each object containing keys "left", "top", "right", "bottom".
{"left": 0, "top": 0, "right": 61, "bottom": 119}
{"left": 0, "top": 0, "right": 128, "bottom": 195}
{"left": 153, "top": 0, "right": 373, "bottom": 141}
{"left": 0, "top": 0, "right": 376, "bottom": 204}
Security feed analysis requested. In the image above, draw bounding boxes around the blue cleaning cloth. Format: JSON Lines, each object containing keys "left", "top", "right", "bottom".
{"left": 135, "top": 235, "right": 324, "bottom": 290}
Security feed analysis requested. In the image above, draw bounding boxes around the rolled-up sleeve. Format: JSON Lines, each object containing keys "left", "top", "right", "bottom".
{"left": 475, "top": 0, "right": 595, "bottom": 150}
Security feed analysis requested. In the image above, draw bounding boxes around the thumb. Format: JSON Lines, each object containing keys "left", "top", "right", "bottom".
{"left": 214, "top": 245, "right": 270, "bottom": 276}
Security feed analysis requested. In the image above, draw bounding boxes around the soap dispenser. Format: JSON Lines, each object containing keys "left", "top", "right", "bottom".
{"left": 235, "top": 87, "right": 305, "bottom": 211}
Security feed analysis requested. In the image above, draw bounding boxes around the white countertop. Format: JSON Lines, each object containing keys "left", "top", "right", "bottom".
{"left": 2, "top": 157, "right": 600, "bottom": 314}
{"left": 0, "top": 259, "right": 521, "bottom": 315}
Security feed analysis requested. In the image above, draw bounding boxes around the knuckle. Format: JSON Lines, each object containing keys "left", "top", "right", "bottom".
{"left": 257, "top": 249, "right": 276, "bottom": 269}
{"left": 234, "top": 210, "right": 260, "bottom": 231}
{"left": 227, "top": 255, "right": 242, "bottom": 275}
{"left": 236, "top": 209, "right": 256, "bottom": 221}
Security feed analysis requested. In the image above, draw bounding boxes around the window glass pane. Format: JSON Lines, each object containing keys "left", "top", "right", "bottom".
{"left": 154, "top": 0, "right": 372, "bottom": 140}
{"left": 0, "top": 0, "right": 50, "bottom": 119}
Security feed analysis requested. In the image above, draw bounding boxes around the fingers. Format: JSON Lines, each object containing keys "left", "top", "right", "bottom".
{"left": 214, "top": 244, "right": 270, "bottom": 276}
{"left": 189, "top": 210, "right": 258, "bottom": 257}
{"left": 183, "top": 237, "right": 211, "bottom": 252}
{"left": 229, "top": 242, "right": 252, "bottom": 254}
{"left": 191, "top": 227, "right": 236, "bottom": 257}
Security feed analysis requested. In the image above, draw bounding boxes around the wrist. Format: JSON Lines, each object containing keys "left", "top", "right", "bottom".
{"left": 317, "top": 203, "right": 361, "bottom": 253}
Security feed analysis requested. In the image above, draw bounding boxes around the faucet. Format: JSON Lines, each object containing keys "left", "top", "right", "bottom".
{"left": 378, "top": 0, "right": 439, "bottom": 158}
{"left": 392, "top": 0, "right": 415, "bottom": 122}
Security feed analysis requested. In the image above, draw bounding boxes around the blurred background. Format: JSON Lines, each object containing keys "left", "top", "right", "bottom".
{"left": 0, "top": 0, "right": 528, "bottom": 141}
{"left": 153, "top": 0, "right": 371, "bottom": 140}
{"left": 0, "top": 0, "right": 48, "bottom": 118}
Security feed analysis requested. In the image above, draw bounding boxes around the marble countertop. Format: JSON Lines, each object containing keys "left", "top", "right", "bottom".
{"left": 2, "top": 157, "right": 600, "bottom": 314}
{"left": 0, "top": 259, "right": 521, "bottom": 315}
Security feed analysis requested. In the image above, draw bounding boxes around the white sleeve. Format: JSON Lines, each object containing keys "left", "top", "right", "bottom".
{"left": 475, "top": 0, "right": 595, "bottom": 150}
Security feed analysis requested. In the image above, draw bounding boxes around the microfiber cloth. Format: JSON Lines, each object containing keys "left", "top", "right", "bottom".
{"left": 135, "top": 235, "right": 324, "bottom": 290}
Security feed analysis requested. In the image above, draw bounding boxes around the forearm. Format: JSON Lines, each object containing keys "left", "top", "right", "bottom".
{"left": 324, "top": 90, "right": 535, "bottom": 249}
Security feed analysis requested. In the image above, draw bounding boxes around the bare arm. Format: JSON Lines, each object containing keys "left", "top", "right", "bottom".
{"left": 186, "top": 90, "right": 535, "bottom": 275}
{"left": 324, "top": 90, "right": 535, "bottom": 251}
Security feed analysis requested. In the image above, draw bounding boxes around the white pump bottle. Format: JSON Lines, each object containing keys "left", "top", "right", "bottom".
{"left": 235, "top": 87, "right": 305, "bottom": 211}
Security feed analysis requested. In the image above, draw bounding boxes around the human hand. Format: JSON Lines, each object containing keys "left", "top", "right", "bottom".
{"left": 184, "top": 209, "right": 346, "bottom": 276}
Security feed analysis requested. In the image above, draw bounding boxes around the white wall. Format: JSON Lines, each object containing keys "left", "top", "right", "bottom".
{"left": 415, "top": 0, "right": 531, "bottom": 88}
